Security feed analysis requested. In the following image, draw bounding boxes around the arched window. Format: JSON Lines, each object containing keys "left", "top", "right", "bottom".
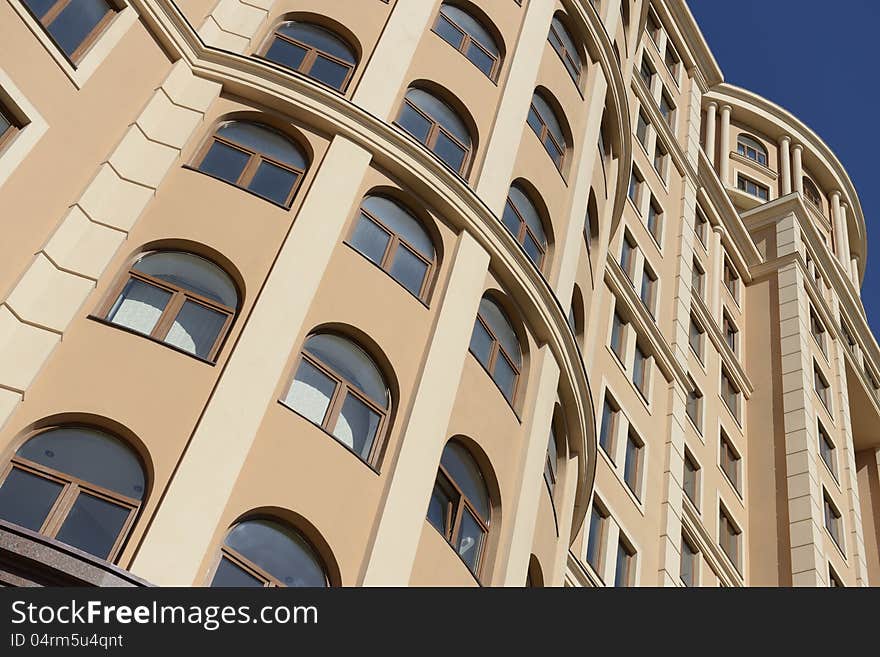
{"left": 21, "top": 0, "right": 117, "bottom": 63}
{"left": 803, "top": 176, "right": 822, "bottom": 209}
{"left": 100, "top": 251, "right": 238, "bottom": 361}
{"left": 469, "top": 296, "right": 523, "bottom": 402}
{"left": 527, "top": 91, "right": 568, "bottom": 169}
{"left": 194, "top": 121, "right": 307, "bottom": 207}
{"left": 0, "top": 426, "right": 145, "bottom": 561}
{"left": 544, "top": 423, "right": 560, "bottom": 498}
{"left": 282, "top": 333, "right": 390, "bottom": 465}
{"left": 503, "top": 184, "right": 548, "bottom": 269}
{"left": 427, "top": 440, "right": 491, "bottom": 577}
{"left": 348, "top": 195, "right": 436, "bottom": 300}
{"left": 261, "top": 21, "right": 357, "bottom": 91}
{"left": 433, "top": 3, "right": 501, "bottom": 79}
{"left": 736, "top": 134, "right": 767, "bottom": 166}
{"left": 211, "top": 518, "right": 328, "bottom": 587}
{"left": 548, "top": 14, "right": 583, "bottom": 84}
{"left": 395, "top": 87, "right": 473, "bottom": 175}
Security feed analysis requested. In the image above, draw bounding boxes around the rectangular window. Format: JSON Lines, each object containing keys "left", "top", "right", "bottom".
{"left": 829, "top": 566, "right": 843, "bottom": 587}
{"left": 683, "top": 449, "right": 699, "bottom": 508}
{"left": 639, "top": 55, "right": 655, "bottom": 88}
{"left": 620, "top": 232, "right": 637, "bottom": 280}
{"left": 647, "top": 198, "right": 663, "bottom": 243}
{"left": 646, "top": 10, "right": 661, "bottom": 44}
{"left": 614, "top": 537, "right": 636, "bottom": 587}
{"left": 624, "top": 429, "right": 644, "bottom": 499}
{"left": 653, "top": 140, "right": 667, "bottom": 179}
{"left": 823, "top": 490, "right": 843, "bottom": 551}
{"left": 841, "top": 319, "right": 857, "bottom": 358}
{"left": 687, "top": 376, "right": 703, "bottom": 432}
{"left": 586, "top": 502, "right": 609, "bottom": 574}
{"left": 736, "top": 173, "right": 769, "bottom": 200}
{"left": 659, "top": 92, "right": 675, "bottom": 127}
{"left": 692, "top": 259, "right": 705, "bottom": 299}
{"left": 20, "top": 0, "right": 117, "bottom": 64}
{"left": 723, "top": 311, "right": 739, "bottom": 355}
{"left": 680, "top": 533, "right": 698, "bottom": 586}
{"left": 664, "top": 43, "right": 681, "bottom": 80}
{"left": 814, "top": 363, "right": 831, "bottom": 411}
{"left": 640, "top": 263, "right": 658, "bottom": 317}
{"left": 599, "top": 394, "right": 619, "bottom": 459}
{"left": 719, "top": 505, "right": 741, "bottom": 570}
{"left": 720, "top": 430, "right": 741, "bottom": 493}
{"left": 0, "top": 103, "right": 18, "bottom": 150}
{"left": 694, "top": 207, "right": 708, "bottom": 246}
{"left": 818, "top": 420, "right": 837, "bottom": 480}
{"left": 633, "top": 345, "right": 649, "bottom": 399}
{"left": 689, "top": 315, "right": 704, "bottom": 362}
{"left": 636, "top": 110, "right": 649, "bottom": 148}
{"left": 810, "top": 308, "right": 827, "bottom": 356}
{"left": 628, "top": 169, "right": 643, "bottom": 210}
{"left": 723, "top": 257, "right": 739, "bottom": 302}
{"left": 610, "top": 311, "right": 627, "bottom": 362}
{"left": 721, "top": 367, "right": 740, "bottom": 420}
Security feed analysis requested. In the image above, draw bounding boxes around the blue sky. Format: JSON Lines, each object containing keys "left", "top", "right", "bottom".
{"left": 688, "top": 1, "right": 880, "bottom": 334}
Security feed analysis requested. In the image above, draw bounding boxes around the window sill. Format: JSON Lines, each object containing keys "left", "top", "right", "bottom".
{"left": 87, "top": 315, "right": 219, "bottom": 366}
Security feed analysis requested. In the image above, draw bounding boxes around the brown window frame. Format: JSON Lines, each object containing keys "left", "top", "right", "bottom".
{"left": 192, "top": 127, "right": 306, "bottom": 208}
{"left": 21, "top": 0, "right": 118, "bottom": 65}
{"left": 720, "top": 430, "right": 741, "bottom": 493}
{"left": 282, "top": 349, "right": 390, "bottom": 468}
{"left": 432, "top": 8, "right": 501, "bottom": 81}
{"left": 396, "top": 98, "right": 472, "bottom": 176}
{"left": 97, "top": 257, "right": 236, "bottom": 363}
{"left": 347, "top": 204, "right": 436, "bottom": 302}
{"left": 719, "top": 505, "right": 741, "bottom": 570}
{"left": 0, "top": 454, "right": 139, "bottom": 563}
{"left": 504, "top": 192, "right": 547, "bottom": 269}
{"left": 432, "top": 461, "right": 491, "bottom": 579}
{"left": 528, "top": 98, "right": 566, "bottom": 169}
{"left": 548, "top": 17, "right": 582, "bottom": 85}
{"left": 472, "top": 307, "right": 522, "bottom": 403}
{"left": 0, "top": 105, "right": 19, "bottom": 151}
{"left": 258, "top": 26, "right": 356, "bottom": 92}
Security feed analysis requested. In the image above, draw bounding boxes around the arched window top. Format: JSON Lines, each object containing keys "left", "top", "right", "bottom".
{"left": 549, "top": 14, "right": 583, "bottom": 83}
{"left": 803, "top": 176, "right": 822, "bottom": 207}
{"left": 439, "top": 4, "right": 499, "bottom": 56}
{"left": 360, "top": 196, "right": 434, "bottom": 258}
{"left": 528, "top": 91, "right": 568, "bottom": 168}
{"left": 531, "top": 93, "right": 564, "bottom": 146}
{"left": 213, "top": 518, "right": 328, "bottom": 587}
{"left": 275, "top": 22, "right": 356, "bottom": 63}
{"left": 440, "top": 441, "right": 490, "bottom": 519}
{"left": 132, "top": 251, "right": 238, "bottom": 309}
{"left": 303, "top": 333, "right": 388, "bottom": 407}
{"left": 404, "top": 88, "right": 471, "bottom": 145}
{"left": 215, "top": 121, "right": 307, "bottom": 170}
{"left": 478, "top": 297, "right": 522, "bottom": 368}
{"left": 503, "top": 184, "right": 548, "bottom": 268}
{"left": 16, "top": 427, "right": 145, "bottom": 499}
{"left": 736, "top": 133, "right": 767, "bottom": 166}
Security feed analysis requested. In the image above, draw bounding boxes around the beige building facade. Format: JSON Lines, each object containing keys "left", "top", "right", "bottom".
{"left": 0, "top": 0, "right": 877, "bottom": 587}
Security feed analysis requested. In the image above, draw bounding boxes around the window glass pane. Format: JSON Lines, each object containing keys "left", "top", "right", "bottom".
{"left": 54, "top": 493, "right": 130, "bottom": 559}
{"left": 303, "top": 334, "right": 387, "bottom": 406}
{"left": 530, "top": 93, "right": 564, "bottom": 147}
{"left": 284, "top": 359, "right": 337, "bottom": 425}
{"left": 502, "top": 201, "right": 523, "bottom": 237}
{"left": 276, "top": 23, "right": 355, "bottom": 62}
{"left": 211, "top": 557, "right": 264, "bottom": 587}
{"left": 332, "top": 394, "right": 380, "bottom": 460}
{"left": 527, "top": 106, "right": 543, "bottom": 138}
{"left": 465, "top": 42, "right": 495, "bottom": 77}
{"left": 405, "top": 88, "right": 470, "bottom": 144}
{"left": 600, "top": 400, "right": 615, "bottom": 453}
{"left": 614, "top": 543, "right": 632, "bottom": 586}
{"left": 507, "top": 185, "right": 546, "bottom": 246}
{"left": 433, "top": 130, "right": 466, "bottom": 172}
{"left": 469, "top": 319, "right": 493, "bottom": 367}
{"left": 351, "top": 214, "right": 391, "bottom": 266}
{"left": 264, "top": 38, "right": 308, "bottom": 71}
{"left": 440, "top": 5, "right": 498, "bottom": 55}
{"left": 440, "top": 442, "right": 490, "bottom": 519}
{"left": 586, "top": 506, "right": 603, "bottom": 569}
{"left": 477, "top": 298, "right": 521, "bottom": 367}
{"left": 198, "top": 141, "right": 251, "bottom": 185}
{"left": 215, "top": 122, "right": 306, "bottom": 169}
{"left": 17, "top": 427, "right": 145, "bottom": 499}
{"left": 360, "top": 196, "right": 433, "bottom": 257}
{"left": 0, "top": 111, "right": 10, "bottom": 137}
{"left": 427, "top": 482, "right": 452, "bottom": 535}
{"left": 47, "top": 0, "right": 111, "bottom": 58}
{"left": 493, "top": 353, "right": 517, "bottom": 402}
{"left": 164, "top": 300, "right": 227, "bottom": 359}
{"left": 397, "top": 103, "right": 432, "bottom": 143}
{"left": 456, "top": 508, "right": 485, "bottom": 573}
{"left": 247, "top": 160, "right": 298, "bottom": 206}
{"left": 435, "top": 13, "right": 465, "bottom": 49}
{"left": 134, "top": 252, "right": 237, "bottom": 308}
{"left": 550, "top": 18, "right": 582, "bottom": 78}
{"left": 224, "top": 519, "right": 326, "bottom": 587}
{"left": 0, "top": 468, "right": 63, "bottom": 531}
{"left": 522, "top": 232, "right": 542, "bottom": 267}
{"left": 309, "top": 55, "right": 350, "bottom": 90}
{"left": 106, "top": 278, "right": 171, "bottom": 337}
{"left": 23, "top": 0, "right": 55, "bottom": 18}
{"left": 389, "top": 245, "right": 429, "bottom": 297}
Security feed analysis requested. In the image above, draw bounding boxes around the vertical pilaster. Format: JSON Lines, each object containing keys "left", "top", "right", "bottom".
{"left": 718, "top": 104, "right": 731, "bottom": 185}
{"left": 703, "top": 101, "right": 717, "bottom": 167}
{"left": 779, "top": 136, "right": 792, "bottom": 195}
{"left": 792, "top": 144, "right": 804, "bottom": 194}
